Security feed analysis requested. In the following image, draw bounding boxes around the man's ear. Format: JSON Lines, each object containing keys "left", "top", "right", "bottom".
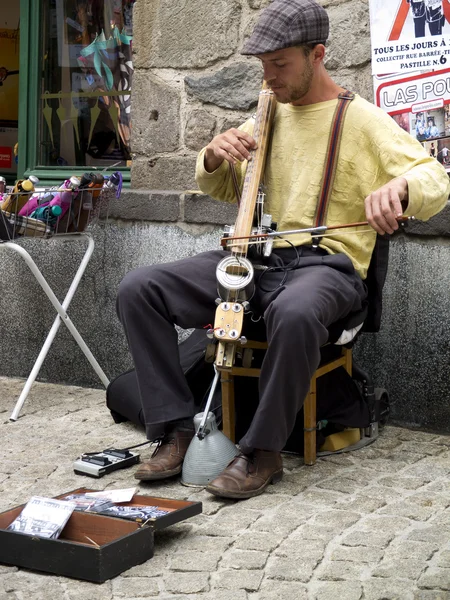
{"left": 312, "top": 44, "right": 326, "bottom": 63}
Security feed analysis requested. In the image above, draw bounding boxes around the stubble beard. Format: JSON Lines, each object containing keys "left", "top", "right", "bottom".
{"left": 274, "top": 59, "right": 314, "bottom": 105}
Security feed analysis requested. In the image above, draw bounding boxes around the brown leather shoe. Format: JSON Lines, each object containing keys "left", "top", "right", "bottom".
{"left": 205, "top": 449, "right": 283, "bottom": 499}
{"left": 134, "top": 430, "right": 194, "bottom": 481}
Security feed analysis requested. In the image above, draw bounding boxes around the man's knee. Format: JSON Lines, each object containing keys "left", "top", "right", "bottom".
{"left": 117, "top": 265, "right": 163, "bottom": 312}
{"left": 266, "top": 300, "right": 319, "bottom": 335}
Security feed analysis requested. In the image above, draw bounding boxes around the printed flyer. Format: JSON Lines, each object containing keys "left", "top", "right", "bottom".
{"left": 374, "top": 68, "right": 450, "bottom": 168}
{"left": 369, "top": 0, "right": 450, "bottom": 75}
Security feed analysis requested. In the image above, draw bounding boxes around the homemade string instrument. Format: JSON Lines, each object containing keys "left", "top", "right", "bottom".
{"left": 212, "top": 81, "right": 277, "bottom": 370}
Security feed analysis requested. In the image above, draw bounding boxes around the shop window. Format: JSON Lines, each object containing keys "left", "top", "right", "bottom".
{"left": 18, "top": 0, "right": 134, "bottom": 185}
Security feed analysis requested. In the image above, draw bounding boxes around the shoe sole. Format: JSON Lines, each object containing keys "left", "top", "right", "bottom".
{"left": 134, "top": 465, "right": 182, "bottom": 481}
{"left": 205, "top": 469, "right": 283, "bottom": 499}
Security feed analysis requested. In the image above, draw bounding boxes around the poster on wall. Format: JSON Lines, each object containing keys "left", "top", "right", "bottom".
{"left": 369, "top": 0, "right": 450, "bottom": 75}
{"left": 374, "top": 68, "right": 450, "bottom": 169}
{"left": 0, "top": 28, "right": 20, "bottom": 123}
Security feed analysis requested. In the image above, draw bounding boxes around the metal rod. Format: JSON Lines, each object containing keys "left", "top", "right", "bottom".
{"left": 197, "top": 367, "right": 220, "bottom": 439}
{"left": 221, "top": 216, "right": 412, "bottom": 247}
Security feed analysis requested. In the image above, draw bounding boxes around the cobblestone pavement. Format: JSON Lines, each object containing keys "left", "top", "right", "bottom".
{"left": 0, "top": 376, "right": 450, "bottom": 599}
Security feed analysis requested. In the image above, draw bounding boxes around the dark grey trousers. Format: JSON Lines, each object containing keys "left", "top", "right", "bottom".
{"left": 116, "top": 247, "right": 367, "bottom": 453}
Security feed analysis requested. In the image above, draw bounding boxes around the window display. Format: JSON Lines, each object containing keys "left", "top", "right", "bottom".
{"left": 40, "top": 0, "right": 135, "bottom": 168}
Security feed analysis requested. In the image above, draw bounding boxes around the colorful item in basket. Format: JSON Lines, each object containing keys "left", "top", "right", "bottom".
{"left": 50, "top": 176, "right": 82, "bottom": 220}
{"left": 2, "top": 210, "right": 54, "bottom": 238}
{"left": 18, "top": 190, "right": 56, "bottom": 218}
{"left": 105, "top": 171, "right": 123, "bottom": 198}
{"left": 6, "top": 496, "right": 76, "bottom": 540}
{"left": 30, "top": 204, "right": 62, "bottom": 225}
{"left": 19, "top": 176, "right": 81, "bottom": 220}
{"left": 1, "top": 177, "right": 36, "bottom": 214}
{"left": 64, "top": 172, "right": 104, "bottom": 233}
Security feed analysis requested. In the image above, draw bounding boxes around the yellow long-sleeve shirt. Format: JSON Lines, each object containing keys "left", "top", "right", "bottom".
{"left": 196, "top": 95, "right": 450, "bottom": 279}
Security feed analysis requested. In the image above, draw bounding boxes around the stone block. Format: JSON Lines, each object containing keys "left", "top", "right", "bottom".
{"left": 214, "top": 569, "right": 264, "bottom": 591}
{"left": 330, "top": 545, "right": 384, "bottom": 563}
{"left": 112, "top": 577, "right": 160, "bottom": 597}
{"left": 185, "top": 63, "right": 262, "bottom": 110}
{"left": 132, "top": 155, "right": 197, "bottom": 191}
{"left": 378, "top": 501, "right": 435, "bottom": 522}
{"left": 314, "top": 581, "right": 363, "bottom": 600}
{"left": 148, "top": 0, "right": 241, "bottom": 68}
{"left": 336, "top": 495, "right": 386, "bottom": 514}
{"left": 221, "top": 549, "right": 269, "bottom": 570}
{"left": 251, "top": 503, "right": 314, "bottom": 536}
{"left": 131, "top": 73, "right": 181, "bottom": 155}
{"left": 414, "top": 591, "right": 450, "bottom": 600}
{"left": 326, "top": 1, "right": 371, "bottom": 70}
{"left": 185, "top": 110, "right": 217, "bottom": 152}
{"left": 316, "top": 560, "right": 366, "bottom": 581}
{"left": 358, "top": 515, "right": 412, "bottom": 534}
{"left": 265, "top": 556, "right": 317, "bottom": 583}
{"left": 418, "top": 567, "right": 450, "bottom": 590}
{"left": 373, "top": 558, "right": 428, "bottom": 580}
{"left": 310, "top": 510, "right": 361, "bottom": 530}
{"left": 131, "top": 0, "right": 158, "bottom": 70}
{"left": 107, "top": 191, "right": 181, "bottom": 221}
{"left": 169, "top": 551, "right": 220, "bottom": 572}
{"left": 276, "top": 537, "right": 326, "bottom": 559}
{"left": 363, "top": 578, "right": 416, "bottom": 600}
{"left": 384, "top": 541, "right": 438, "bottom": 562}
{"left": 408, "top": 525, "right": 450, "bottom": 545}
{"left": 316, "top": 476, "right": 367, "bottom": 495}
{"left": 257, "top": 580, "right": 308, "bottom": 600}
{"left": 163, "top": 572, "right": 210, "bottom": 594}
{"left": 377, "top": 476, "right": 431, "bottom": 490}
{"left": 234, "top": 531, "right": 285, "bottom": 552}
{"left": 184, "top": 193, "right": 238, "bottom": 225}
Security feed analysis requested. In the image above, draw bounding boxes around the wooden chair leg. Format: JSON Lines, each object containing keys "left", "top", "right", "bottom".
{"left": 221, "top": 372, "right": 235, "bottom": 443}
{"left": 344, "top": 346, "right": 352, "bottom": 377}
{"left": 304, "top": 375, "right": 317, "bottom": 466}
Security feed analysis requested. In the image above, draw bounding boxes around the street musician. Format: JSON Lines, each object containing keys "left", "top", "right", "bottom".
{"left": 117, "top": 0, "right": 449, "bottom": 499}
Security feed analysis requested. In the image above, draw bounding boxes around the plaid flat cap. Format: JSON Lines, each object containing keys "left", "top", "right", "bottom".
{"left": 241, "top": 0, "right": 329, "bottom": 56}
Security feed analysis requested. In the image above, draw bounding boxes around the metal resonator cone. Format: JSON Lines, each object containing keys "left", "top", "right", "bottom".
{"left": 181, "top": 412, "right": 240, "bottom": 487}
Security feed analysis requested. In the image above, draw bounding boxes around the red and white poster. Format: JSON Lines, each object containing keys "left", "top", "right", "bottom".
{"left": 369, "top": 0, "right": 450, "bottom": 75}
{"left": 374, "top": 69, "right": 450, "bottom": 168}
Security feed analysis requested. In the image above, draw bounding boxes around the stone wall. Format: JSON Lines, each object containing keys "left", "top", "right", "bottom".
{"left": 130, "top": 0, "right": 372, "bottom": 193}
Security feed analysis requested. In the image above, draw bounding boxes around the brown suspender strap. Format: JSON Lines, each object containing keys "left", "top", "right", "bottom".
{"left": 312, "top": 91, "right": 355, "bottom": 243}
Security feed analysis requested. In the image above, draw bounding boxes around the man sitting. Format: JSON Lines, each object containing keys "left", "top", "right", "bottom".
{"left": 117, "top": 0, "right": 449, "bottom": 500}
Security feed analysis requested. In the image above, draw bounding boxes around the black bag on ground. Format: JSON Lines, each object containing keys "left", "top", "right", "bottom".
{"left": 107, "top": 332, "right": 369, "bottom": 454}
{"left": 106, "top": 329, "right": 215, "bottom": 427}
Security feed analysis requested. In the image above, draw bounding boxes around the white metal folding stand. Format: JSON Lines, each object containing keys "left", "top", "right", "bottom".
{"left": 5, "top": 232, "right": 110, "bottom": 421}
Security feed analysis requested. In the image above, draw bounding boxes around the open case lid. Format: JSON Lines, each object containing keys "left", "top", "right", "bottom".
{"left": 55, "top": 487, "right": 202, "bottom": 530}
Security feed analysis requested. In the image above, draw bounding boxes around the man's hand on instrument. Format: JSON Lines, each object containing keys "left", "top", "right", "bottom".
{"left": 364, "top": 177, "right": 408, "bottom": 235}
{"left": 204, "top": 129, "right": 257, "bottom": 173}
